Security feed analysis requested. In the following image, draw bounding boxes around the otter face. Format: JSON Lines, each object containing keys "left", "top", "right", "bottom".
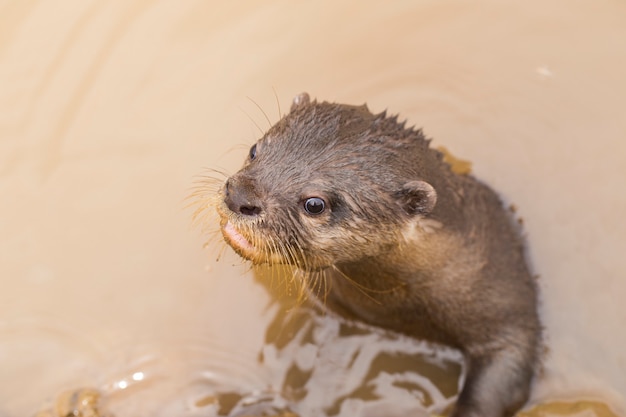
{"left": 217, "top": 93, "right": 437, "bottom": 270}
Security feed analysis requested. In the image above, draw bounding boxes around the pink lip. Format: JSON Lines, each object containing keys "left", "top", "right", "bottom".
{"left": 223, "top": 221, "right": 254, "bottom": 253}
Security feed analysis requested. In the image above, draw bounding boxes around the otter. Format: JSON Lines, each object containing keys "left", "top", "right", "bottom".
{"left": 212, "top": 93, "right": 541, "bottom": 417}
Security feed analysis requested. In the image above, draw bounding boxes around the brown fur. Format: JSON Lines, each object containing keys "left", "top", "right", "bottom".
{"left": 212, "top": 93, "right": 541, "bottom": 417}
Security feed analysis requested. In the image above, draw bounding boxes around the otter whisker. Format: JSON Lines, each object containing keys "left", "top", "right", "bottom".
{"left": 188, "top": 199, "right": 221, "bottom": 230}
{"left": 321, "top": 269, "right": 332, "bottom": 305}
{"left": 267, "top": 233, "right": 292, "bottom": 297}
{"left": 295, "top": 270, "right": 310, "bottom": 305}
{"left": 284, "top": 237, "right": 300, "bottom": 267}
{"left": 265, "top": 234, "right": 281, "bottom": 290}
{"left": 311, "top": 270, "right": 326, "bottom": 305}
{"left": 282, "top": 246, "right": 302, "bottom": 298}
{"left": 185, "top": 171, "right": 226, "bottom": 228}
{"left": 246, "top": 96, "right": 273, "bottom": 129}
{"left": 238, "top": 105, "right": 265, "bottom": 136}
{"left": 186, "top": 178, "right": 223, "bottom": 197}
{"left": 272, "top": 86, "right": 282, "bottom": 120}
{"left": 286, "top": 214, "right": 309, "bottom": 269}
{"left": 197, "top": 166, "right": 231, "bottom": 178}
{"left": 285, "top": 271, "right": 302, "bottom": 302}
{"left": 330, "top": 265, "right": 384, "bottom": 306}
{"left": 292, "top": 237, "right": 307, "bottom": 270}
{"left": 214, "top": 238, "right": 228, "bottom": 263}
{"left": 306, "top": 270, "right": 322, "bottom": 305}
{"left": 284, "top": 235, "right": 310, "bottom": 293}
{"left": 265, "top": 231, "right": 279, "bottom": 261}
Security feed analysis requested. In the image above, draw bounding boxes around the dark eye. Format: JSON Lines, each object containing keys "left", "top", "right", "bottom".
{"left": 249, "top": 144, "right": 257, "bottom": 160}
{"left": 303, "top": 197, "right": 326, "bottom": 215}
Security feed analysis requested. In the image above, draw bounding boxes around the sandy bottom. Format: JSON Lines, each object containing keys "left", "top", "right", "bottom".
{"left": 1, "top": 1, "right": 625, "bottom": 416}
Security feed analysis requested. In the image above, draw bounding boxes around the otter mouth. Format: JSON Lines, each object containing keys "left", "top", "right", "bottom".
{"left": 221, "top": 220, "right": 256, "bottom": 258}
{"left": 215, "top": 195, "right": 257, "bottom": 260}
{"left": 217, "top": 198, "right": 283, "bottom": 265}
{"left": 216, "top": 197, "right": 308, "bottom": 267}
{"left": 221, "top": 220, "right": 292, "bottom": 266}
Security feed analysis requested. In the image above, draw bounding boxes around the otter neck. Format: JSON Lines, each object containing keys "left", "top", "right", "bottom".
{"left": 333, "top": 239, "right": 441, "bottom": 292}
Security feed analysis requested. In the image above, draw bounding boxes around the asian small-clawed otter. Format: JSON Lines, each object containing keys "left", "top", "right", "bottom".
{"left": 212, "top": 93, "right": 541, "bottom": 417}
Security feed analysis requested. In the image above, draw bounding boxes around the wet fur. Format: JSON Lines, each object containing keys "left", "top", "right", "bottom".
{"left": 207, "top": 93, "right": 541, "bottom": 417}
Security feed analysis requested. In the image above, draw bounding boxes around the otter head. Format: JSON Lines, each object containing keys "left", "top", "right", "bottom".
{"left": 217, "top": 93, "right": 438, "bottom": 270}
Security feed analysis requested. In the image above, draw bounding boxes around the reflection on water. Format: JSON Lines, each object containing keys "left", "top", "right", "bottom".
{"left": 35, "top": 388, "right": 108, "bottom": 417}
{"left": 11, "top": 252, "right": 621, "bottom": 417}
{"left": 0, "top": 318, "right": 103, "bottom": 415}
{"left": 29, "top": 267, "right": 463, "bottom": 417}
{"left": 254, "top": 266, "right": 462, "bottom": 417}
{"left": 27, "top": 288, "right": 623, "bottom": 417}
{"left": 25, "top": 268, "right": 618, "bottom": 417}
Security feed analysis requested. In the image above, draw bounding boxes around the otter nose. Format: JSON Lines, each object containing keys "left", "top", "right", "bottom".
{"left": 224, "top": 178, "right": 263, "bottom": 217}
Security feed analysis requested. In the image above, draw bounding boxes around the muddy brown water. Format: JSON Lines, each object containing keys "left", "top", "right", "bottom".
{"left": 1, "top": 1, "right": 625, "bottom": 416}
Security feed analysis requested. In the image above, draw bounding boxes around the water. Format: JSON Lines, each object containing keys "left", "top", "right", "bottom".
{"left": 1, "top": 1, "right": 625, "bottom": 416}
{"left": 20, "top": 288, "right": 465, "bottom": 417}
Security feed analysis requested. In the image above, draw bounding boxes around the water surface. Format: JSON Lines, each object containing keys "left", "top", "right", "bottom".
{"left": 1, "top": 1, "right": 625, "bottom": 416}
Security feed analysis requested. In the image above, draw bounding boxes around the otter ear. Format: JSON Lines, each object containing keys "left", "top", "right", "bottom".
{"left": 396, "top": 180, "right": 437, "bottom": 216}
{"left": 290, "top": 92, "right": 311, "bottom": 111}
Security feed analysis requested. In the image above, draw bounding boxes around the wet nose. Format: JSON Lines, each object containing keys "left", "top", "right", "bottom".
{"left": 224, "top": 177, "right": 263, "bottom": 217}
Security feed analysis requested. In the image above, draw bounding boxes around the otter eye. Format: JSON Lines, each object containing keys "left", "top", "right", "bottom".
{"left": 303, "top": 197, "right": 326, "bottom": 215}
{"left": 249, "top": 144, "right": 257, "bottom": 160}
